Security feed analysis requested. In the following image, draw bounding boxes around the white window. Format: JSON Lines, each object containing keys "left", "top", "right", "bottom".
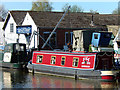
{"left": 36, "top": 55, "right": 43, "bottom": 63}
{"left": 10, "top": 23, "right": 14, "bottom": 32}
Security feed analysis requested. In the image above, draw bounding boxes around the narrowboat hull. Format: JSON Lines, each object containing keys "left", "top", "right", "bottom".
{"left": 0, "top": 62, "right": 28, "bottom": 69}
{"left": 0, "top": 43, "right": 28, "bottom": 70}
{"left": 27, "top": 50, "right": 120, "bottom": 81}
{"left": 27, "top": 63, "right": 120, "bottom": 81}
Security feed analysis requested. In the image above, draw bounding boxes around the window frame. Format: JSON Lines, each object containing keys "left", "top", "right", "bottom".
{"left": 51, "top": 56, "right": 56, "bottom": 64}
{"left": 65, "top": 32, "right": 73, "bottom": 45}
{"left": 10, "top": 23, "right": 14, "bottom": 33}
{"left": 36, "top": 55, "right": 43, "bottom": 63}
{"left": 43, "top": 32, "right": 57, "bottom": 47}
{"left": 61, "top": 56, "right": 66, "bottom": 66}
{"left": 72, "top": 57, "right": 79, "bottom": 67}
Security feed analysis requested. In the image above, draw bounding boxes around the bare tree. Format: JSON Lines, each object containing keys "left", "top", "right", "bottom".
{"left": 0, "top": 5, "right": 7, "bottom": 20}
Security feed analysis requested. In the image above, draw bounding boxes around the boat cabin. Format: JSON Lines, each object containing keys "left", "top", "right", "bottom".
{"left": 91, "top": 32, "right": 113, "bottom": 47}
{"left": 90, "top": 32, "right": 114, "bottom": 52}
{"left": 72, "top": 30, "right": 102, "bottom": 52}
{"left": 3, "top": 43, "right": 27, "bottom": 63}
{"left": 31, "top": 51, "right": 114, "bottom": 70}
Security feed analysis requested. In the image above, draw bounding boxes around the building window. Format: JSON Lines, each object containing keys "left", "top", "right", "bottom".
{"left": 43, "top": 32, "right": 56, "bottom": 47}
{"left": 72, "top": 57, "right": 79, "bottom": 67}
{"left": 61, "top": 56, "right": 66, "bottom": 66}
{"left": 36, "top": 55, "right": 43, "bottom": 63}
{"left": 65, "top": 32, "right": 73, "bottom": 45}
{"left": 10, "top": 23, "right": 14, "bottom": 32}
{"left": 51, "top": 56, "right": 56, "bottom": 64}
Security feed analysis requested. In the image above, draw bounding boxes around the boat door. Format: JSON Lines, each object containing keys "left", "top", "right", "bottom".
{"left": 96, "top": 52, "right": 113, "bottom": 70}
{"left": 101, "top": 58, "right": 110, "bottom": 70}
{"left": 3, "top": 44, "right": 12, "bottom": 62}
{"left": 91, "top": 33, "right": 100, "bottom": 47}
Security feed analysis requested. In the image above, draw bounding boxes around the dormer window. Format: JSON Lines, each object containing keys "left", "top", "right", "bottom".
{"left": 10, "top": 23, "right": 14, "bottom": 32}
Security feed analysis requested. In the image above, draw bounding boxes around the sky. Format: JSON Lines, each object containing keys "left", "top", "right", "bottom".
{"left": 0, "top": 0, "right": 119, "bottom": 14}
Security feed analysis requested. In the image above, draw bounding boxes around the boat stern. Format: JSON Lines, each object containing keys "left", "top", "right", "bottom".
{"left": 101, "top": 70, "right": 120, "bottom": 81}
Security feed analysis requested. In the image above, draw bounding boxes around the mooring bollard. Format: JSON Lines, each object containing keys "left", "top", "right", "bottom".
{"left": 75, "top": 70, "right": 78, "bottom": 80}
{"left": 32, "top": 65, "right": 34, "bottom": 75}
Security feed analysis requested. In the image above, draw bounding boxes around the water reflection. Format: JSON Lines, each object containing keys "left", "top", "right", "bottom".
{"left": 0, "top": 68, "right": 120, "bottom": 89}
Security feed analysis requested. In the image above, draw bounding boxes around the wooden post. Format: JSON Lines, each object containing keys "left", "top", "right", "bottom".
{"left": 75, "top": 70, "right": 78, "bottom": 80}
{"left": 32, "top": 65, "right": 34, "bottom": 75}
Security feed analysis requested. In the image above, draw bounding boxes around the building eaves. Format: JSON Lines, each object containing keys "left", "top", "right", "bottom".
{"left": 2, "top": 11, "right": 28, "bottom": 30}
{"left": 2, "top": 13, "right": 10, "bottom": 30}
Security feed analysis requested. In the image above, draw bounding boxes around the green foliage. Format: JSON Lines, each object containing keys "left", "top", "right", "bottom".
{"left": 89, "top": 9, "right": 98, "bottom": 14}
{"left": 62, "top": 3, "right": 84, "bottom": 12}
{"left": 31, "top": 0, "right": 53, "bottom": 11}
{"left": 113, "top": 2, "right": 120, "bottom": 14}
{"left": 112, "top": 8, "right": 120, "bottom": 14}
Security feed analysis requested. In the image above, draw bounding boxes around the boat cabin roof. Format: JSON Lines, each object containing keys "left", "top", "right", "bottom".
{"left": 34, "top": 50, "right": 97, "bottom": 56}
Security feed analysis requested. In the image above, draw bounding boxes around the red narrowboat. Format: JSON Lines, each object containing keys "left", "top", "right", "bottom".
{"left": 27, "top": 50, "right": 120, "bottom": 81}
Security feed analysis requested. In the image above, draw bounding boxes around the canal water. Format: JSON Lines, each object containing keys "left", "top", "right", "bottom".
{"left": 0, "top": 68, "right": 120, "bottom": 89}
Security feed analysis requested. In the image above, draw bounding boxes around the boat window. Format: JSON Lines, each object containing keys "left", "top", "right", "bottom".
{"left": 61, "top": 56, "right": 66, "bottom": 66}
{"left": 51, "top": 56, "right": 56, "bottom": 64}
{"left": 104, "top": 34, "right": 111, "bottom": 38}
{"left": 36, "top": 55, "right": 43, "bottom": 63}
{"left": 19, "top": 45, "right": 24, "bottom": 51}
{"left": 15, "top": 44, "right": 25, "bottom": 52}
{"left": 72, "top": 57, "right": 79, "bottom": 67}
{"left": 94, "top": 34, "right": 98, "bottom": 39}
{"left": 4, "top": 45, "right": 11, "bottom": 52}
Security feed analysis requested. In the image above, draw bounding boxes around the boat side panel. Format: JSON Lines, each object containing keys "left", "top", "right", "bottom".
{"left": 32, "top": 51, "right": 96, "bottom": 70}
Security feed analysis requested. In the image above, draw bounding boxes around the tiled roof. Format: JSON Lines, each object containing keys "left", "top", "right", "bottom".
{"left": 28, "top": 11, "right": 119, "bottom": 29}
{"left": 3, "top": 11, "right": 120, "bottom": 30}
{"left": 3, "top": 11, "right": 27, "bottom": 30}
{"left": 10, "top": 11, "right": 27, "bottom": 25}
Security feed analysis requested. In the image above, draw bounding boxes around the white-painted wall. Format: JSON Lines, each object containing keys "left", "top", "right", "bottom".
{"left": 4, "top": 12, "right": 27, "bottom": 47}
{"left": 22, "top": 12, "right": 38, "bottom": 49}
{"left": 4, "top": 13, "right": 18, "bottom": 44}
{"left": 0, "top": 22, "right": 4, "bottom": 45}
